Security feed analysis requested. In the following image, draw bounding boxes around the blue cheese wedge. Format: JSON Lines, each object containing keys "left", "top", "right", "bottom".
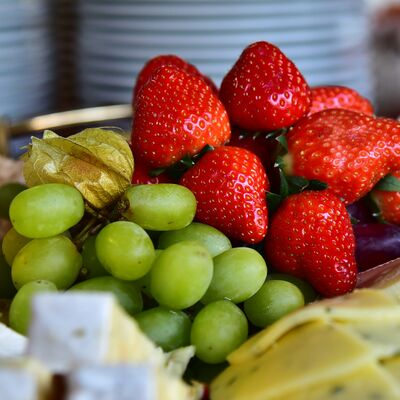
{"left": 0, "top": 357, "right": 51, "bottom": 400}
{"left": 0, "top": 323, "right": 27, "bottom": 358}
{"left": 27, "top": 292, "right": 165, "bottom": 373}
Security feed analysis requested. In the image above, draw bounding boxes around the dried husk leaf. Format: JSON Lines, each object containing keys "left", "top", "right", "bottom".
{"left": 22, "top": 128, "right": 134, "bottom": 209}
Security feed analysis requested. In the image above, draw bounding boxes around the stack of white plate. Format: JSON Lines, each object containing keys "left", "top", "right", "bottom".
{"left": 77, "top": 0, "right": 373, "bottom": 106}
{"left": 0, "top": 0, "right": 54, "bottom": 122}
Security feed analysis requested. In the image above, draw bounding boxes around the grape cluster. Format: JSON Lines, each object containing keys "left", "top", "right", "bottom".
{"left": 0, "top": 182, "right": 311, "bottom": 365}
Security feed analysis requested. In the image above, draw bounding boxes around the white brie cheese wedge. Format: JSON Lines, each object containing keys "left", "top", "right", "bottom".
{"left": 67, "top": 363, "right": 200, "bottom": 400}
{"left": 27, "top": 292, "right": 164, "bottom": 373}
{"left": 0, "top": 357, "right": 51, "bottom": 400}
{"left": 0, "top": 323, "right": 27, "bottom": 358}
{"left": 67, "top": 364, "right": 157, "bottom": 400}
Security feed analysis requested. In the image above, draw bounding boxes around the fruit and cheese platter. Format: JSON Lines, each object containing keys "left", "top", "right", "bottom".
{"left": 1, "top": 40, "right": 400, "bottom": 399}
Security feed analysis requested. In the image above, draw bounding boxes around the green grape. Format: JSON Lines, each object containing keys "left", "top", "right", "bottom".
{"left": 150, "top": 241, "right": 213, "bottom": 310}
{"left": 80, "top": 235, "right": 109, "bottom": 279}
{"left": 12, "top": 235, "right": 82, "bottom": 290}
{"left": 244, "top": 280, "right": 305, "bottom": 328}
{"left": 268, "top": 273, "right": 317, "bottom": 304}
{"left": 0, "top": 243, "right": 16, "bottom": 299}
{"left": 191, "top": 300, "right": 248, "bottom": 364}
{"left": 2, "top": 227, "right": 31, "bottom": 266}
{"left": 9, "top": 280, "right": 57, "bottom": 334}
{"left": 122, "top": 184, "right": 196, "bottom": 231}
{"left": 70, "top": 276, "right": 143, "bottom": 315}
{"left": 158, "top": 222, "right": 232, "bottom": 257}
{"left": 9, "top": 183, "right": 85, "bottom": 238}
{"left": 96, "top": 221, "right": 155, "bottom": 281}
{"left": 0, "top": 183, "right": 26, "bottom": 219}
{"left": 201, "top": 247, "right": 267, "bottom": 304}
{"left": 135, "top": 307, "right": 191, "bottom": 352}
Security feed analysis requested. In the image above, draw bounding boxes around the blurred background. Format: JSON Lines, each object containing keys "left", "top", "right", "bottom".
{"left": 0, "top": 0, "right": 399, "bottom": 156}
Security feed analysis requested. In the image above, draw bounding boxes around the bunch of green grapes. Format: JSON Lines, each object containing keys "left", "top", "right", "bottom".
{"left": 0, "top": 181, "right": 314, "bottom": 366}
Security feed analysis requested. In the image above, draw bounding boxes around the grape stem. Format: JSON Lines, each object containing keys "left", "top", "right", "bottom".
{"left": 72, "top": 201, "right": 124, "bottom": 249}
{"left": 72, "top": 216, "right": 103, "bottom": 250}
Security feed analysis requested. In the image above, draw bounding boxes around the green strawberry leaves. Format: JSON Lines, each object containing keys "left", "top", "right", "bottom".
{"left": 150, "top": 144, "right": 215, "bottom": 180}
{"left": 268, "top": 154, "right": 328, "bottom": 214}
{"left": 275, "top": 133, "right": 288, "bottom": 152}
{"left": 374, "top": 174, "right": 400, "bottom": 192}
{"left": 266, "top": 192, "right": 282, "bottom": 214}
{"left": 267, "top": 174, "right": 328, "bottom": 214}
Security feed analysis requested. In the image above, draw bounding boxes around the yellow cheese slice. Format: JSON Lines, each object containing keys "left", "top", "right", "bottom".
{"left": 228, "top": 289, "right": 400, "bottom": 365}
{"left": 211, "top": 321, "right": 374, "bottom": 400}
{"left": 270, "top": 362, "right": 400, "bottom": 400}
{"left": 342, "top": 320, "right": 400, "bottom": 359}
{"left": 382, "top": 356, "right": 400, "bottom": 382}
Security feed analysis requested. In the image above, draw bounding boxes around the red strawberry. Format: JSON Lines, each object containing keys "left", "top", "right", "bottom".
{"left": 283, "top": 109, "right": 400, "bottom": 205}
{"left": 309, "top": 86, "right": 374, "bottom": 116}
{"left": 133, "top": 54, "right": 218, "bottom": 102}
{"left": 180, "top": 146, "right": 269, "bottom": 244}
{"left": 265, "top": 190, "right": 357, "bottom": 297}
{"left": 219, "top": 41, "right": 311, "bottom": 131}
{"left": 201, "top": 75, "right": 219, "bottom": 95}
{"left": 132, "top": 66, "right": 230, "bottom": 168}
{"left": 371, "top": 170, "right": 400, "bottom": 225}
{"left": 227, "top": 127, "right": 281, "bottom": 191}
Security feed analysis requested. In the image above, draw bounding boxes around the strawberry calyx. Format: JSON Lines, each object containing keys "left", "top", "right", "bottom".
{"left": 373, "top": 174, "right": 400, "bottom": 192}
{"left": 149, "top": 144, "right": 215, "bottom": 180}
{"left": 267, "top": 154, "right": 328, "bottom": 213}
{"left": 234, "top": 127, "right": 288, "bottom": 141}
{"left": 267, "top": 176, "right": 328, "bottom": 214}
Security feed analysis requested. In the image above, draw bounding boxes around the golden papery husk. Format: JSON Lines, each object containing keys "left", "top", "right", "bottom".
{"left": 22, "top": 128, "right": 134, "bottom": 209}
